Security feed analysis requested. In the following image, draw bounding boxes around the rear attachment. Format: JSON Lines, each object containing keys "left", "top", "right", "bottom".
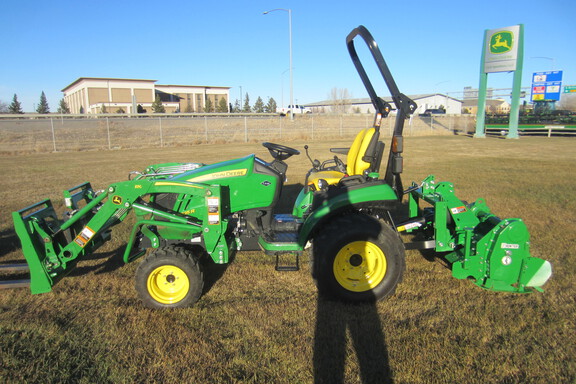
{"left": 402, "top": 175, "right": 552, "bottom": 293}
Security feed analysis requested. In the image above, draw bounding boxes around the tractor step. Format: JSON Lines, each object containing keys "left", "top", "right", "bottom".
{"left": 0, "top": 263, "right": 31, "bottom": 290}
{"left": 275, "top": 251, "right": 301, "bottom": 272}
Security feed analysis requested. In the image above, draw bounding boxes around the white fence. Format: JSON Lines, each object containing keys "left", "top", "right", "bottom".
{"left": 0, "top": 113, "right": 475, "bottom": 154}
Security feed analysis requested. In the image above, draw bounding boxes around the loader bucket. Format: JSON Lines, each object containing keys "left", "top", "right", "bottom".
{"left": 11, "top": 199, "right": 60, "bottom": 293}
{"left": 10, "top": 182, "right": 110, "bottom": 294}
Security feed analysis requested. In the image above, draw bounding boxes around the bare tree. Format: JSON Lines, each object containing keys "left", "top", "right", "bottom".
{"left": 557, "top": 94, "right": 576, "bottom": 112}
{"left": 329, "top": 87, "right": 351, "bottom": 114}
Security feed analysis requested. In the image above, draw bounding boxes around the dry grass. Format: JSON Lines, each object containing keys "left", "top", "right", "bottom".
{"left": 0, "top": 136, "right": 574, "bottom": 383}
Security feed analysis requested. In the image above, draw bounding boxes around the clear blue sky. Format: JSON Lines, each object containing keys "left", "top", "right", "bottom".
{"left": 1, "top": 0, "right": 575, "bottom": 112}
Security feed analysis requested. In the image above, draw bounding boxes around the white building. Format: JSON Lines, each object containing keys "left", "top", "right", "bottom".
{"left": 305, "top": 94, "right": 462, "bottom": 115}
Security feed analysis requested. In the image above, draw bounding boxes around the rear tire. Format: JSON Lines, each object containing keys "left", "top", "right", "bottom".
{"left": 135, "top": 245, "right": 204, "bottom": 309}
{"left": 313, "top": 214, "right": 405, "bottom": 302}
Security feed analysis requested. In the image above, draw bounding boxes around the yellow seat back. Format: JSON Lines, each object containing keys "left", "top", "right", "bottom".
{"left": 346, "top": 128, "right": 376, "bottom": 175}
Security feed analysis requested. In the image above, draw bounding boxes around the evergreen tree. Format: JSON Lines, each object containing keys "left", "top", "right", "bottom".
{"left": 232, "top": 99, "right": 241, "bottom": 113}
{"left": 57, "top": 98, "right": 70, "bottom": 114}
{"left": 216, "top": 97, "right": 228, "bottom": 113}
{"left": 80, "top": 105, "right": 85, "bottom": 114}
{"left": 242, "top": 93, "right": 251, "bottom": 113}
{"left": 253, "top": 96, "right": 265, "bottom": 113}
{"left": 265, "top": 97, "right": 278, "bottom": 113}
{"left": 152, "top": 95, "right": 166, "bottom": 113}
{"left": 101, "top": 104, "right": 108, "bottom": 114}
{"left": 9, "top": 94, "right": 24, "bottom": 114}
{"left": 204, "top": 98, "right": 214, "bottom": 113}
{"left": 36, "top": 91, "right": 50, "bottom": 114}
{"left": 184, "top": 102, "right": 194, "bottom": 113}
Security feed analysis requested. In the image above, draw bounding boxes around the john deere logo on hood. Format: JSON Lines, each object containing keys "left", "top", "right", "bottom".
{"left": 490, "top": 31, "right": 513, "bottom": 54}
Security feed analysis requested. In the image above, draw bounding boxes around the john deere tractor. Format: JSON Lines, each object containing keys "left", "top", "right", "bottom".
{"left": 3, "top": 26, "right": 551, "bottom": 308}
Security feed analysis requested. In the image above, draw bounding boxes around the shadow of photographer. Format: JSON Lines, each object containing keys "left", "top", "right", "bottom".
{"left": 313, "top": 296, "right": 393, "bottom": 384}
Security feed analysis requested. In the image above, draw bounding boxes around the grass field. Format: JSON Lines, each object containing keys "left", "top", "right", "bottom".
{"left": 0, "top": 135, "right": 574, "bottom": 383}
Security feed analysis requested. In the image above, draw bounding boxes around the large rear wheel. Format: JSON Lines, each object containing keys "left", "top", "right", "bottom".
{"left": 313, "top": 214, "right": 405, "bottom": 302}
{"left": 135, "top": 245, "right": 204, "bottom": 309}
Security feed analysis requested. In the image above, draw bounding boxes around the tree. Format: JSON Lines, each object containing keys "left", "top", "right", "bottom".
{"left": 9, "top": 94, "right": 24, "bottom": 114}
{"left": 265, "top": 97, "right": 278, "bottom": 113}
{"left": 204, "top": 98, "right": 214, "bottom": 113}
{"left": 253, "top": 96, "right": 264, "bottom": 113}
{"left": 36, "top": 91, "right": 50, "bottom": 114}
{"left": 216, "top": 97, "right": 228, "bottom": 113}
{"left": 232, "top": 99, "right": 241, "bottom": 113}
{"left": 152, "top": 94, "right": 165, "bottom": 113}
{"left": 242, "top": 93, "right": 251, "bottom": 113}
{"left": 184, "top": 102, "right": 194, "bottom": 113}
{"left": 329, "top": 87, "right": 351, "bottom": 114}
{"left": 557, "top": 93, "right": 576, "bottom": 112}
{"left": 57, "top": 98, "right": 70, "bottom": 114}
{"left": 0, "top": 100, "right": 8, "bottom": 113}
{"left": 101, "top": 103, "right": 108, "bottom": 114}
{"left": 137, "top": 104, "right": 146, "bottom": 113}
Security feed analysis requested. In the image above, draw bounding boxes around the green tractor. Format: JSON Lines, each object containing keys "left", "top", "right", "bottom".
{"left": 3, "top": 26, "right": 551, "bottom": 308}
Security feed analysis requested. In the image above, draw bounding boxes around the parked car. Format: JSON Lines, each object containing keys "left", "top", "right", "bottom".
{"left": 419, "top": 108, "right": 446, "bottom": 117}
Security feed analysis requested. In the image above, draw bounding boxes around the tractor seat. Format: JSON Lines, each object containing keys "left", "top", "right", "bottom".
{"left": 308, "top": 127, "right": 383, "bottom": 189}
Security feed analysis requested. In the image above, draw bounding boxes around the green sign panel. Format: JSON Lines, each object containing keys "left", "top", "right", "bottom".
{"left": 489, "top": 31, "right": 513, "bottom": 54}
{"left": 564, "top": 85, "right": 576, "bottom": 93}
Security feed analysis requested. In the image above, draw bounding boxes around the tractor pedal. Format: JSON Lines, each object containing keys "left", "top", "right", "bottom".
{"left": 275, "top": 251, "right": 300, "bottom": 272}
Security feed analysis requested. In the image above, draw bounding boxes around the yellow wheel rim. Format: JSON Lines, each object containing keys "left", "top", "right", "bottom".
{"left": 333, "top": 241, "right": 387, "bottom": 292}
{"left": 147, "top": 265, "right": 190, "bottom": 304}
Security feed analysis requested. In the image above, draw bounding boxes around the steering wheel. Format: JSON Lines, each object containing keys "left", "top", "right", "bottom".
{"left": 262, "top": 142, "right": 300, "bottom": 161}
{"left": 334, "top": 156, "right": 347, "bottom": 174}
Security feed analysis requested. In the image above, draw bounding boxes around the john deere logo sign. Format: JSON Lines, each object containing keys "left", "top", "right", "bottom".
{"left": 490, "top": 31, "right": 513, "bottom": 54}
{"left": 483, "top": 25, "right": 521, "bottom": 73}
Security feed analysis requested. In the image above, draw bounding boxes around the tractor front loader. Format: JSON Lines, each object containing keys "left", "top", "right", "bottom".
{"left": 2, "top": 26, "right": 551, "bottom": 308}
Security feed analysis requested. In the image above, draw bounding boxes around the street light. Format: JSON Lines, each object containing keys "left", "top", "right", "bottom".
{"left": 531, "top": 56, "right": 556, "bottom": 71}
{"left": 263, "top": 8, "right": 293, "bottom": 120}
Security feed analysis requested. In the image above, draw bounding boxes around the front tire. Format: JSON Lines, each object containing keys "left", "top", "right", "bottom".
{"left": 313, "top": 214, "right": 405, "bottom": 302}
{"left": 135, "top": 245, "right": 204, "bottom": 309}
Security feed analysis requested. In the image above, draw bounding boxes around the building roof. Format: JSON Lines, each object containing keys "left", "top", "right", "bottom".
{"left": 304, "top": 93, "right": 461, "bottom": 107}
{"left": 61, "top": 77, "right": 158, "bottom": 92}
{"left": 156, "top": 84, "right": 231, "bottom": 89}
{"left": 62, "top": 78, "right": 231, "bottom": 92}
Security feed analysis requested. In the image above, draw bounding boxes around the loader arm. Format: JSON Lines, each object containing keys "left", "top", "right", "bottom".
{"left": 11, "top": 178, "right": 227, "bottom": 294}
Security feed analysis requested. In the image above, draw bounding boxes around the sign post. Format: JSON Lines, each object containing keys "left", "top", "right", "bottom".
{"left": 475, "top": 24, "right": 524, "bottom": 138}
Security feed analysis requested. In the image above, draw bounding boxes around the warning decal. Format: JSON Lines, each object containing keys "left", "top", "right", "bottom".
{"left": 450, "top": 206, "right": 467, "bottom": 215}
{"left": 207, "top": 197, "right": 220, "bottom": 225}
{"left": 74, "top": 226, "right": 96, "bottom": 248}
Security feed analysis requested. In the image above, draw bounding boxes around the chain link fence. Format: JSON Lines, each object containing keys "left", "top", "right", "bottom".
{"left": 0, "top": 113, "right": 475, "bottom": 154}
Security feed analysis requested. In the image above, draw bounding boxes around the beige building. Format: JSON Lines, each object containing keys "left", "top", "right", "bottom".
{"left": 462, "top": 99, "right": 511, "bottom": 115}
{"left": 61, "top": 77, "right": 230, "bottom": 114}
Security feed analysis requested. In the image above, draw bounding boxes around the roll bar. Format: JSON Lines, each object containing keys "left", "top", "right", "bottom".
{"left": 346, "top": 25, "right": 418, "bottom": 198}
